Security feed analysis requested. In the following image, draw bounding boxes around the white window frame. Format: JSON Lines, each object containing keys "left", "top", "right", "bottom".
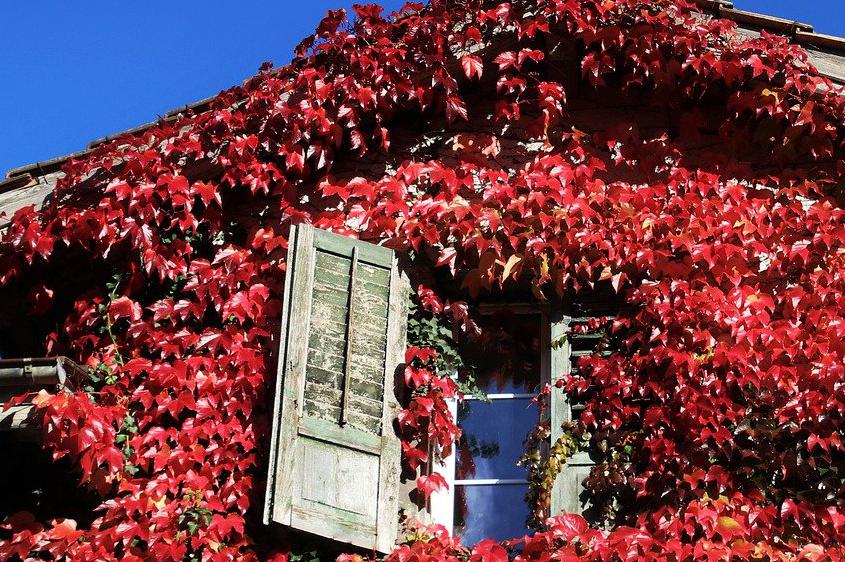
{"left": 429, "top": 304, "right": 552, "bottom": 535}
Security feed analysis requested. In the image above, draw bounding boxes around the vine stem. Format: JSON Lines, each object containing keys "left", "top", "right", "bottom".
{"left": 106, "top": 274, "right": 125, "bottom": 367}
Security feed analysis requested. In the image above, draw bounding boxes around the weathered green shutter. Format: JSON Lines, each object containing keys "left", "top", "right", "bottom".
{"left": 549, "top": 313, "right": 600, "bottom": 517}
{"left": 264, "top": 224, "right": 407, "bottom": 553}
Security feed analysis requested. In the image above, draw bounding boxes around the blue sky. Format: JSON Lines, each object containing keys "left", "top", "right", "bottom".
{"left": 0, "top": 1, "right": 842, "bottom": 176}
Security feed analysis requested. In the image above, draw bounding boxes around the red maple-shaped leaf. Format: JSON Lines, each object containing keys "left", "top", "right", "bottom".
{"left": 461, "top": 55, "right": 484, "bottom": 80}
{"left": 494, "top": 51, "right": 517, "bottom": 70}
{"left": 446, "top": 96, "right": 468, "bottom": 123}
{"left": 416, "top": 472, "right": 447, "bottom": 501}
{"left": 470, "top": 540, "right": 508, "bottom": 562}
{"left": 549, "top": 513, "right": 589, "bottom": 542}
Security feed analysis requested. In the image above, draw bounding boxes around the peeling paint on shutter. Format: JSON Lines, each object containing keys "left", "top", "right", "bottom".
{"left": 264, "top": 224, "right": 408, "bottom": 553}
{"left": 303, "top": 247, "right": 391, "bottom": 435}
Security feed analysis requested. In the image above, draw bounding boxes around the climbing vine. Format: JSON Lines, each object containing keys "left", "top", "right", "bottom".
{"left": 2, "top": 0, "right": 845, "bottom": 559}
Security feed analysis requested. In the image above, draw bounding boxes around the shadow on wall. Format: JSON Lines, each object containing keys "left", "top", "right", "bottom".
{"left": 0, "top": 432, "right": 101, "bottom": 528}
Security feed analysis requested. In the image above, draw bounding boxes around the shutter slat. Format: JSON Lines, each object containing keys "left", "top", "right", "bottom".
{"left": 312, "top": 301, "right": 389, "bottom": 333}
{"left": 307, "top": 348, "right": 346, "bottom": 373}
{"left": 313, "top": 284, "right": 352, "bottom": 307}
{"left": 306, "top": 365, "right": 343, "bottom": 386}
{"left": 314, "top": 262, "right": 390, "bottom": 290}
{"left": 314, "top": 266, "right": 349, "bottom": 286}
{"left": 307, "top": 312, "right": 387, "bottom": 344}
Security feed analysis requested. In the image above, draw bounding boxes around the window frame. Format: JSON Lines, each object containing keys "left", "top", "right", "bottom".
{"left": 429, "top": 303, "right": 556, "bottom": 537}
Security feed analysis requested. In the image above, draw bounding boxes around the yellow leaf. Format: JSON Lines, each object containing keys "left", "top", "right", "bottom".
{"left": 502, "top": 254, "right": 523, "bottom": 281}
{"left": 716, "top": 515, "right": 742, "bottom": 539}
{"left": 761, "top": 88, "right": 780, "bottom": 104}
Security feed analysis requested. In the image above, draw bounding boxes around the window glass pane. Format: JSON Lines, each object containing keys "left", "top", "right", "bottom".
{"left": 455, "top": 397, "right": 536, "bottom": 480}
{"left": 454, "top": 484, "right": 531, "bottom": 545}
{"left": 461, "top": 311, "right": 541, "bottom": 394}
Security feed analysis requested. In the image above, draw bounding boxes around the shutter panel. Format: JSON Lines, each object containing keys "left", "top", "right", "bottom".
{"left": 549, "top": 313, "right": 601, "bottom": 517}
{"left": 264, "top": 224, "right": 408, "bottom": 553}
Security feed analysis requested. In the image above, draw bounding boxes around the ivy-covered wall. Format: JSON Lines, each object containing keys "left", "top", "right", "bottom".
{"left": 2, "top": 0, "right": 845, "bottom": 560}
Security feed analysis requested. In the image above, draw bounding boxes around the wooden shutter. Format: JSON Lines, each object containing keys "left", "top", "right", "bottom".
{"left": 264, "top": 224, "right": 408, "bottom": 553}
{"left": 549, "top": 312, "right": 611, "bottom": 517}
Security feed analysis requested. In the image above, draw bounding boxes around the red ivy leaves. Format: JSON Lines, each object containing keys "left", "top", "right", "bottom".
{"left": 406, "top": 345, "right": 438, "bottom": 366}
{"left": 446, "top": 96, "right": 469, "bottom": 123}
{"left": 461, "top": 55, "right": 484, "bottom": 80}
{"left": 471, "top": 540, "right": 508, "bottom": 562}
{"left": 416, "top": 472, "right": 448, "bottom": 502}
{"left": 2, "top": 0, "right": 845, "bottom": 559}
{"left": 400, "top": 346, "right": 461, "bottom": 473}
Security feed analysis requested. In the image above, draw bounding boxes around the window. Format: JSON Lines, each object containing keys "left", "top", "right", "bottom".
{"left": 457, "top": 309, "right": 544, "bottom": 544}
{"left": 430, "top": 308, "right": 546, "bottom": 543}
{"left": 431, "top": 305, "right": 612, "bottom": 541}
{"left": 264, "top": 226, "right": 616, "bottom": 551}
